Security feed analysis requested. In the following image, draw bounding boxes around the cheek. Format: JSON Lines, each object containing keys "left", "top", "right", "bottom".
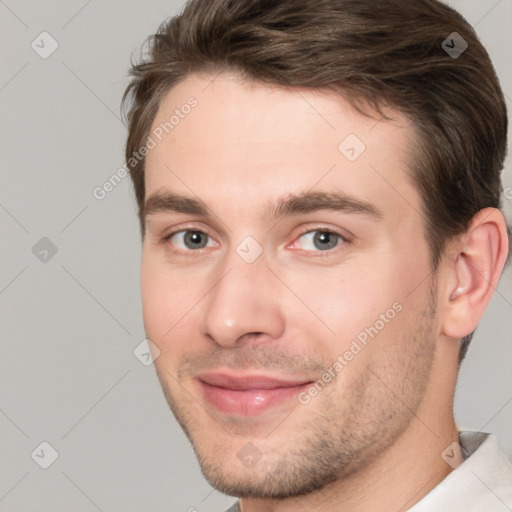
{"left": 141, "top": 263, "right": 187, "bottom": 376}
{"left": 140, "top": 254, "right": 211, "bottom": 360}
{"left": 278, "top": 255, "right": 420, "bottom": 372}
{"left": 281, "top": 265, "right": 393, "bottom": 341}
{"left": 140, "top": 255, "right": 191, "bottom": 340}
{"left": 141, "top": 257, "right": 166, "bottom": 335}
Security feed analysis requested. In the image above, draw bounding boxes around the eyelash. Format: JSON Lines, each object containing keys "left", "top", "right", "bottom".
{"left": 160, "top": 228, "right": 216, "bottom": 258}
{"left": 160, "top": 226, "right": 349, "bottom": 257}
{"left": 290, "top": 227, "right": 349, "bottom": 257}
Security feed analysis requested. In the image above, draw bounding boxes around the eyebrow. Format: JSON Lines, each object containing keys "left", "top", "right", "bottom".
{"left": 143, "top": 190, "right": 382, "bottom": 223}
{"left": 144, "top": 192, "right": 208, "bottom": 218}
{"left": 265, "top": 191, "right": 382, "bottom": 220}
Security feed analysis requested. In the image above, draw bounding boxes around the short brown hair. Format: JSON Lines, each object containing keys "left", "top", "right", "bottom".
{"left": 122, "top": 0, "right": 508, "bottom": 361}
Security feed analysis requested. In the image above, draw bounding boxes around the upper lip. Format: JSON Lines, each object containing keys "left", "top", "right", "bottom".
{"left": 197, "top": 371, "right": 313, "bottom": 390}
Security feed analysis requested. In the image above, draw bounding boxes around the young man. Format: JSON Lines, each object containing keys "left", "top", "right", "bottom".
{"left": 122, "top": 0, "right": 512, "bottom": 510}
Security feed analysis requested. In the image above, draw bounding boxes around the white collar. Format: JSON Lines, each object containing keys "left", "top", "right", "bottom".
{"left": 409, "top": 431, "right": 512, "bottom": 511}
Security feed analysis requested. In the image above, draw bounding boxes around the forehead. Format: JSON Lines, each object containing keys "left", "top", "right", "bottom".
{"left": 144, "top": 73, "right": 419, "bottom": 221}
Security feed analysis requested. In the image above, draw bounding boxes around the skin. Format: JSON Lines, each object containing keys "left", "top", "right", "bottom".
{"left": 140, "top": 73, "right": 509, "bottom": 512}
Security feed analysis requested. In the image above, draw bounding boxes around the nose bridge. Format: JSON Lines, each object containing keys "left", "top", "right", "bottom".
{"left": 201, "top": 243, "right": 285, "bottom": 347}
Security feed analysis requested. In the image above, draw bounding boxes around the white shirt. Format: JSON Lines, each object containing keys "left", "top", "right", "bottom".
{"left": 224, "top": 431, "right": 512, "bottom": 511}
{"left": 410, "top": 431, "right": 512, "bottom": 511}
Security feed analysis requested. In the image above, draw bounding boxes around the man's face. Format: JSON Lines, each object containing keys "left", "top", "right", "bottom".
{"left": 141, "top": 73, "right": 439, "bottom": 498}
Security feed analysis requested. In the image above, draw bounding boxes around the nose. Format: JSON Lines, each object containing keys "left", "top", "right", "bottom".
{"left": 201, "top": 248, "right": 286, "bottom": 348}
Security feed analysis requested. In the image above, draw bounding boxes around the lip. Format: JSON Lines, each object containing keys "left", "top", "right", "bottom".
{"left": 197, "top": 371, "right": 313, "bottom": 416}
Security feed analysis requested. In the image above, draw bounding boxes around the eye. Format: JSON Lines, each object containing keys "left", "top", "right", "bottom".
{"left": 166, "top": 230, "right": 217, "bottom": 251}
{"left": 292, "top": 229, "right": 345, "bottom": 252}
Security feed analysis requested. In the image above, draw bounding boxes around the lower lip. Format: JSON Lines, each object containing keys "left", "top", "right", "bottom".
{"left": 199, "top": 381, "right": 311, "bottom": 416}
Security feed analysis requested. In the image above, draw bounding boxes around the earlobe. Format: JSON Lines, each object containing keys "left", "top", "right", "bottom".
{"left": 442, "top": 208, "right": 509, "bottom": 339}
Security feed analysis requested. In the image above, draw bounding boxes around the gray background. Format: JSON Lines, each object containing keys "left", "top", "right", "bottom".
{"left": 1, "top": 1, "right": 511, "bottom": 511}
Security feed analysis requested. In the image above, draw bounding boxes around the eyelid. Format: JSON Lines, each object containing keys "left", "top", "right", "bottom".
{"left": 161, "top": 222, "right": 217, "bottom": 241}
{"left": 300, "top": 223, "right": 351, "bottom": 239}
{"left": 160, "top": 224, "right": 219, "bottom": 253}
{"left": 287, "top": 225, "right": 351, "bottom": 254}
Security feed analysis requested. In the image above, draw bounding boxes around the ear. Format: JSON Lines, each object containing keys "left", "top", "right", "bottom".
{"left": 441, "top": 208, "right": 509, "bottom": 339}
